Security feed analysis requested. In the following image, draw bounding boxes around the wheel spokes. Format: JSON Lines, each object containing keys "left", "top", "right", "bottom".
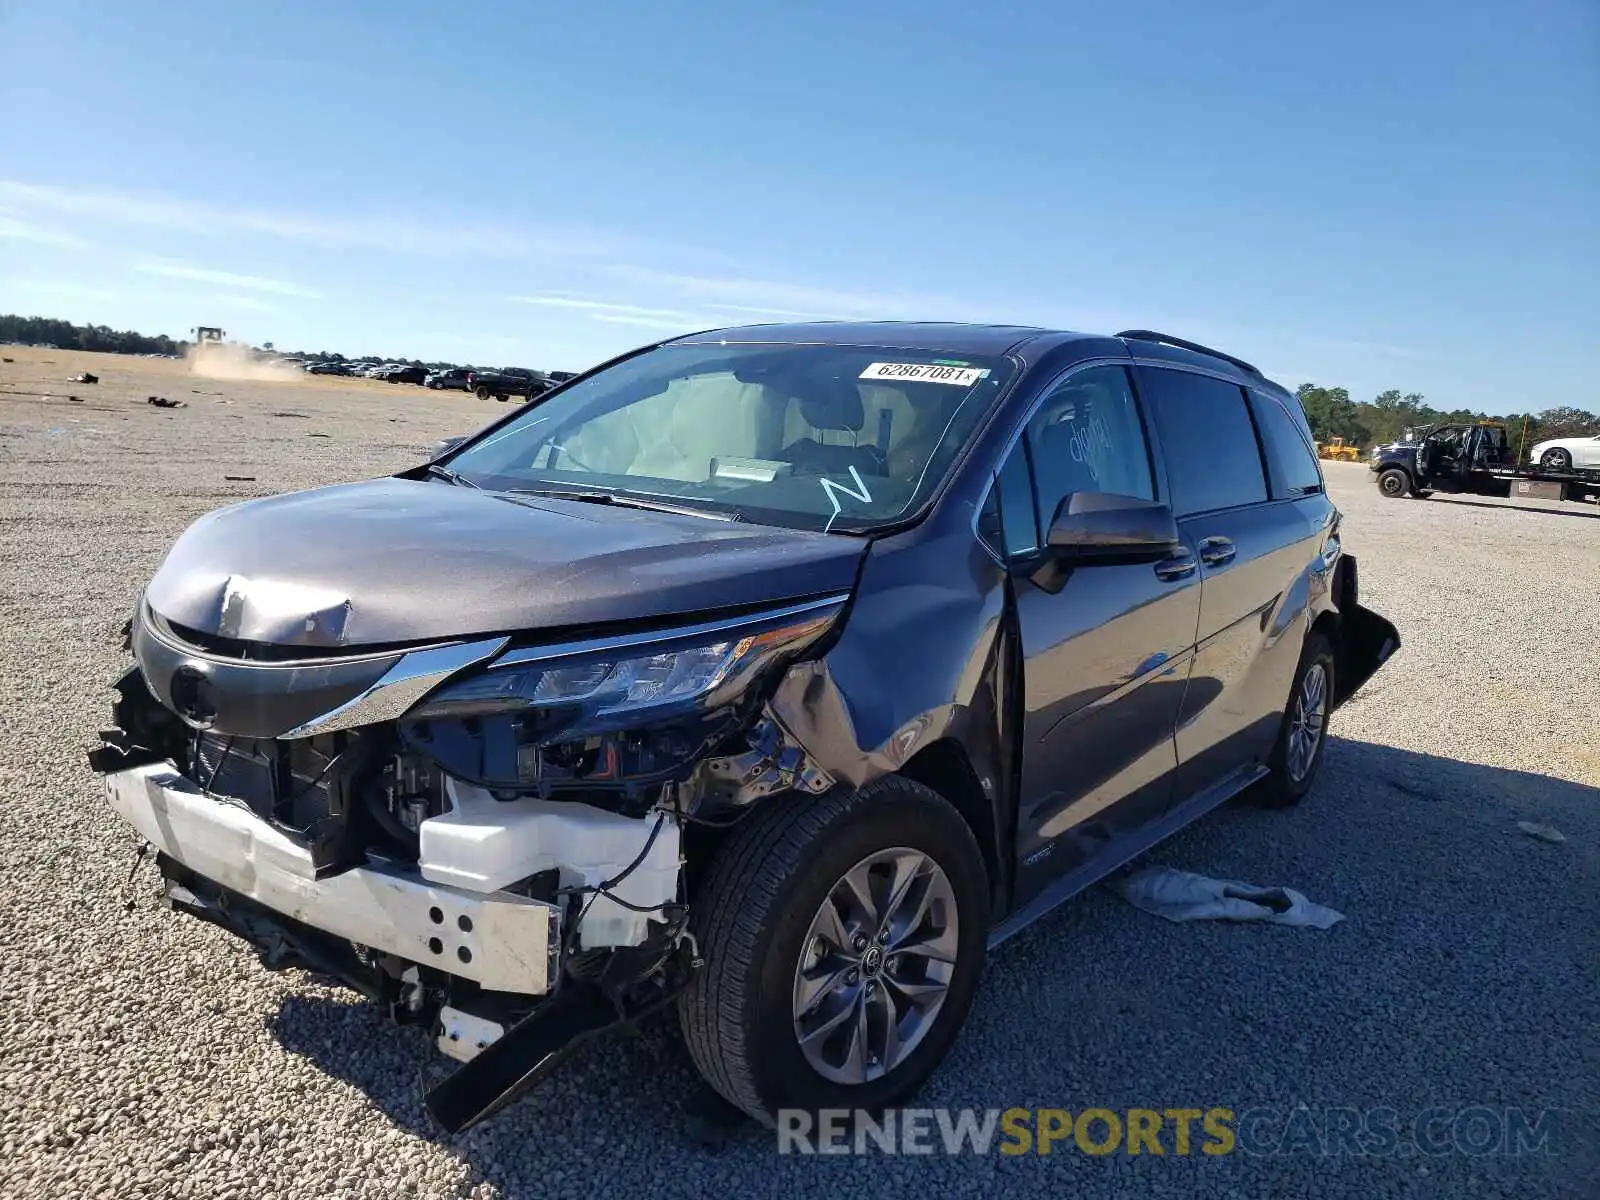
{"left": 797, "top": 985, "right": 860, "bottom": 1049}
{"left": 791, "top": 845, "right": 961, "bottom": 1085}
{"left": 794, "top": 953, "right": 855, "bottom": 1015}
{"left": 838, "top": 861, "right": 882, "bottom": 931}
{"left": 809, "top": 894, "right": 854, "bottom": 954}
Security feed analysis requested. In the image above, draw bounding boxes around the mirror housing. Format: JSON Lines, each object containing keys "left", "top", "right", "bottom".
{"left": 429, "top": 435, "right": 468, "bottom": 460}
{"left": 1045, "top": 492, "right": 1182, "bottom": 564}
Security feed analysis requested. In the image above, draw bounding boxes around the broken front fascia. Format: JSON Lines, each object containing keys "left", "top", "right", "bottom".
{"left": 95, "top": 593, "right": 849, "bottom": 955}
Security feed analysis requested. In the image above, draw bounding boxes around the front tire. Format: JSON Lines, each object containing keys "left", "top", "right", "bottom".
{"left": 1377, "top": 468, "right": 1411, "bottom": 498}
{"left": 679, "top": 777, "right": 989, "bottom": 1126}
{"left": 1252, "top": 630, "right": 1335, "bottom": 809}
{"left": 1540, "top": 448, "right": 1572, "bottom": 471}
{"left": 474, "top": 386, "right": 492, "bottom": 400}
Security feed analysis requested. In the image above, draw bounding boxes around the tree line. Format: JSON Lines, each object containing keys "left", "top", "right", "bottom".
{"left": 0, "top": 314, "right": 188, "bottom": 357}
{"left": 1295, "top": 384, "right": 1597, "bottom": 454}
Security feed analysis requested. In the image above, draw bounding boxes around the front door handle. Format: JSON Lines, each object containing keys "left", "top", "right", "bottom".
{"left": 1198, "top": 536, "right": 1236, "bottom": 567}
{"left": 1154, "top": 554, "right": 1197, "bottom": 581}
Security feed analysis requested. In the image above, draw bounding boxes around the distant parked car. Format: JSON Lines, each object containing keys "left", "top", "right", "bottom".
{"left": 466, "top": 367, "right": 550, "bottom": 402}
{"left": 382, "top": 365, "right": 429, "bottom": 385}
{"left": 426, "top": 368, "right": 473, "bottom": 391}
{"left": 546, "top": 370, "right": 578, "bottom": 383}
{"left": 305, "top": 362, "right": 352, "bottom": 376}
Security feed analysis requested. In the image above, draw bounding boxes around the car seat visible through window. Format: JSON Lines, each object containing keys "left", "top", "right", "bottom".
{"left": 777, "top": 387, "right": 887, "bottom": 478}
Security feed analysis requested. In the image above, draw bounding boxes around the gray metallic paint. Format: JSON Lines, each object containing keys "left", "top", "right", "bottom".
{"left": 120, "top": 323, "right": 1397, "bottom": 933}
{"left": 143, "top": 478, "right": 866, "bottom": 650}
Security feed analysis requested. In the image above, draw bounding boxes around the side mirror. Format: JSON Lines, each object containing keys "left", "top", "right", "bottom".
{"left": 429, "top": 435, "right": 468, "bottom": 460}
{"left": 1046, "top": 492, "right": 1181, "bottom": 564}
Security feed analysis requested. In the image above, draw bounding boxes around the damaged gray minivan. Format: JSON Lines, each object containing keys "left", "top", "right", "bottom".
{"left": 92, "top": 323, "right": 1398, "bottom": 1132}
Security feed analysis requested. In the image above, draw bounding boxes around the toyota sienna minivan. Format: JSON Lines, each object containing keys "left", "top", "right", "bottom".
{"left": 92, "top": 322, "right": 1399, "bottom": 1132}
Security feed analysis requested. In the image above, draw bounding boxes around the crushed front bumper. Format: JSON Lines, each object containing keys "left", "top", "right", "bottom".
{"left": 106, "top": 762, "right": 559, "bottom": 995}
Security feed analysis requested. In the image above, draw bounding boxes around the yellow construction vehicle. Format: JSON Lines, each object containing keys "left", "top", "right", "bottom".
{"left": 1317, "top": 436, "right": 1362, "bottom": 462}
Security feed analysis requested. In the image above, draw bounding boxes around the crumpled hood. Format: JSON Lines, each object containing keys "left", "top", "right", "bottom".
{"left": 144, "top": 478, "right": 865, "bottom": 649}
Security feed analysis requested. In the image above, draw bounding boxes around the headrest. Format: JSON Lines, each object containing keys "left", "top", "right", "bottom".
{"left": 799, "top": 385, "right": 865, "bottom": 433}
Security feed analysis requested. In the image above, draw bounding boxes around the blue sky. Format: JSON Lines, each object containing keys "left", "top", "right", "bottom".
{"left": 2, "top": 0, "right": 1595, "bottom": 412}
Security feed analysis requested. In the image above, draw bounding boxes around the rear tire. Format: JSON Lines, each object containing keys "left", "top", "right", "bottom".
{"left": 1377, "top": 468, "right": 1411, "bottom": 498}
{"left": 1540, "top": 448, "right": 1571, "bottom": 471}
{"left": 1251, "top": 630, "right": 1335, "bottom": 809}
{"left": 678, "top": 776, "right": 989, "bottom": 1127}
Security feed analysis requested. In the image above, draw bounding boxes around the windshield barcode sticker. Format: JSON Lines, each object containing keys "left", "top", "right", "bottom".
{"left": 860, "top": 362, "right": 989, "bottom": 387}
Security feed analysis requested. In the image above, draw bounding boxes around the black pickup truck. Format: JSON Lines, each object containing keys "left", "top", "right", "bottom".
{"left": 465, "top": 367, "right": 552, "bottom": 402}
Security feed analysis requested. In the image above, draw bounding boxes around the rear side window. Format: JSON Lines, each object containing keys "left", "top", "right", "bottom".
{"left": 1249, "top": 390, "right": 1324, "bottom": 497}
{"left": 1138, "top": 368, "right": 1268, "bottom": 516}
{"left": 1022, "top": 365, "right": 1155, "bottom": 534}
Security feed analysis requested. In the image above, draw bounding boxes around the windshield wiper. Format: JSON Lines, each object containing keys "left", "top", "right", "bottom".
{"left": 425, "top": 464, "right": 480, "bottom": 489}
{"left": 504, "top": 487, "right": 738, "bottom": 521}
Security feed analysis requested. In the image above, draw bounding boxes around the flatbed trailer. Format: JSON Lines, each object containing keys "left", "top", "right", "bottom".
{"left": 1369, "top": 422, "right": 1600, "bottom": 502}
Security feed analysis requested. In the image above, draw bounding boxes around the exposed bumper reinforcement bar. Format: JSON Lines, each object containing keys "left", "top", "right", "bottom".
{"left": 106, "top": 762, "right": 559, "bottom": 995}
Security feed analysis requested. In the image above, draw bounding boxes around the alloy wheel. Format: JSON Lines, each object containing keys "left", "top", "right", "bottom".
{"left": 1287, "top": 662, "right": 1327, "bottom": 782}
{"left": 791, "top": 848, "right": 959, "bottom": 1085}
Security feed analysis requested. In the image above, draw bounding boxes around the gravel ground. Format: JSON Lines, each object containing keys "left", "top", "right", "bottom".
{"left": 2, "top": 349, "right": 1595, "bottom": 1199}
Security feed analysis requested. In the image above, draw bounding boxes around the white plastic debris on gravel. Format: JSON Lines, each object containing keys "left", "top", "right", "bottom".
{"left": 1112, "top": 867, "right": 1345, "bottom": 928}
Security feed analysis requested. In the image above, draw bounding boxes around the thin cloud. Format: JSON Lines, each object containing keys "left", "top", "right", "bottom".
{"left": 211, "top": 294, "right": 278, "bottom": 312}
{"left": 137, "top": 259, "right": 321, "bottom": 298}
{"left": 698, "top": 302, "right": 833, "bottom": 320}
{"left": 588, "top": 312, "right": 714, "bottom": 330}
{"left": 509, "top": 293, "right": 700, "bottom": 321}
{"left": 602, "top": 265, "right": 939, "bottom": 318}
{"left": 0, "top": 180, "right": 661, "bottom": 261}
{"left": 2, "top": 277, "right": 276, "bottom": 312}
{"left": 0, "top": 210, "right": 89, "bottom": 249}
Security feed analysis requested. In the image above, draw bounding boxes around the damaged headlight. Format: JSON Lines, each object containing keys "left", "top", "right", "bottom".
{"left": 399, "top": 599, "right": 843, "bottom": 794}
{"left": 412, "top": 639, "right": 754, "bottom": 723}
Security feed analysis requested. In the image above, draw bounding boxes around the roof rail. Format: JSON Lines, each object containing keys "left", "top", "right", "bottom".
{"left": 1116, "top": 329, "right": 1261, "bottom": 377}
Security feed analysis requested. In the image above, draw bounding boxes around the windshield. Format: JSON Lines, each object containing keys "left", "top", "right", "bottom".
{"left": 445, "top": 342, "right": 1015, "bottom": 532}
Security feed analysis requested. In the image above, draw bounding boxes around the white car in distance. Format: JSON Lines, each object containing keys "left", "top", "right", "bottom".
{"left": 1529, "top": 433, "right": 1600, "bottom": 472}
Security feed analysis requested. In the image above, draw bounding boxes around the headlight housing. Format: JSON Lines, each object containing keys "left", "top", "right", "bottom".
{"left": 399, "top": 598, "right": 843, "bottom": 794}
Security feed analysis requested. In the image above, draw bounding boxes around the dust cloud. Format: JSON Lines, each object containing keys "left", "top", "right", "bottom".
{"left": 185, "top": 341, "right": 302, "bottom": 383}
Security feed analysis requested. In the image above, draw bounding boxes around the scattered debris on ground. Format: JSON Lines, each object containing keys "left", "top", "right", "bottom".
{"left": 223, "top": 475, "right": 257, "bottom": 481}
{"left": 73, "top": 372, "right": 99, "bottom": 384}
{"left": 2, "top": 356, "right": 13, "bottom": 363}
{"left": 1516, "top": 820, "right": 1567, "bottom": 843}
{"left": 68, "top": 395, "right": 82, "bottom": 403}
{"left": 271, "top": 411, "right": 311, "bottom": 419}
{"left": 146, "top": 396, "right": 185, "bottom": 409}
{"left": 308, "top": 432, "right": 330, "bottom": 438}
{"left": 1112, "top": 867, "right": 1346, "bottom": 929}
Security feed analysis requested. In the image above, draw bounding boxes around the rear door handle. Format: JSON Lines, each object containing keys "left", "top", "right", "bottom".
{"left": 1198, "top": 536, "right": 1236, "bottom": 567}
{"left": 1154, "top": 554, "right": 1197, "bottom": 581}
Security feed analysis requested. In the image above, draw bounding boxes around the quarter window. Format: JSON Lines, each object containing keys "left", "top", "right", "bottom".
{"left": 1021, "top": 366, "right": 1155, "bottom": 535}
{"left": 1249, "top": 390, "right": 1324, "bottom": 497}
{"left": 1139, "top": 368, "right": 1268, "bottom": 516}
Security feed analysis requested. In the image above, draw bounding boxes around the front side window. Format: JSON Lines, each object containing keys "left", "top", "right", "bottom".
{"left": 1139, "top": 368, "right": 1268, "bottom": 516}
{"left": 1019, "top": 365, "right": 1155, "bottom": 536}
{"left": 445, "top": 343, "right": 1015, "bottom": 533}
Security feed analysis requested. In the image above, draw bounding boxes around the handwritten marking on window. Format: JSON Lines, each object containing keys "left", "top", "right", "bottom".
{"left": 820, "top": 466, "right": 872, "bottom": 533}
